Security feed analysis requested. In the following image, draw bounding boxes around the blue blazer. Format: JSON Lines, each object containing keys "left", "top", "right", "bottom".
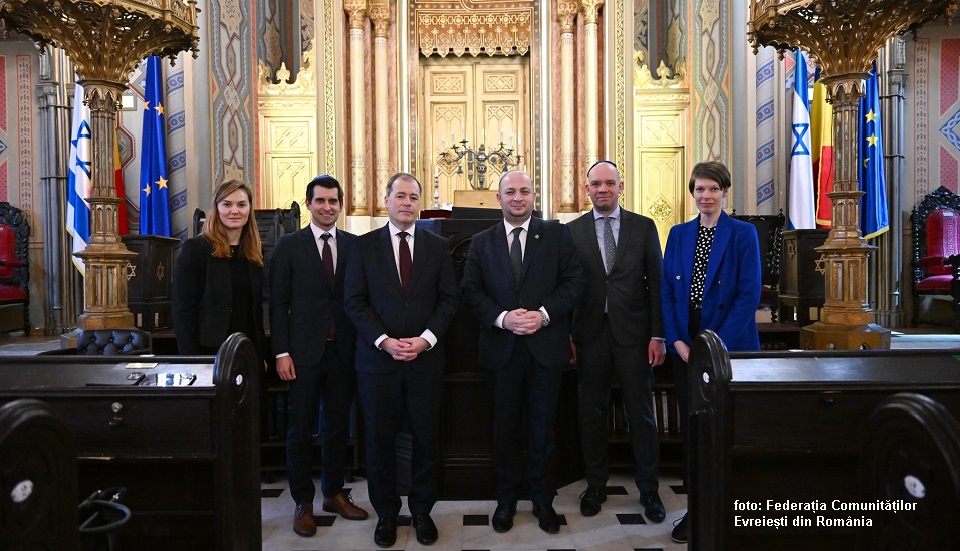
{"left": 661, "top": 211, "right": 762, "bottom": 352}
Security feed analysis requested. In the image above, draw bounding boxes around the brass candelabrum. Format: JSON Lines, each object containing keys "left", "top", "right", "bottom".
{"left": 437, "top": 139, "right": 522, "bottom": 191}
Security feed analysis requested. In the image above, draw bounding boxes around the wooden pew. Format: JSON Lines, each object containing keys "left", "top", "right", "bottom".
{"left": 687, "top": 330, "right": 960, "bottom": 551}
{"left": 0, "top": 333, "right": 261, "bottom": 551}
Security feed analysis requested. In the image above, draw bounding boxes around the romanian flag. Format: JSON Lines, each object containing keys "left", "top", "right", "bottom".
{"left": 114, "top": 127, "right": 129, "bottom": 235}
{"left": 858, "top": 63, "right": 889, "bottom": 239}
{"left": 811, "top": 71, "right": 834, "bottom": 228}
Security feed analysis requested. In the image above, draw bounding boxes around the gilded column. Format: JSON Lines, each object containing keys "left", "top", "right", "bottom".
{"left": 558, "top": 1, "right": 579, "bottom": 212}
{"left": 370, "top": 3, "right": 390, "bottom": 215}
{"left": 581, "top": 0, "right": 604, "bottom": 170}
{"left": 345, "top": 1, "right": 369, "bottom": 215}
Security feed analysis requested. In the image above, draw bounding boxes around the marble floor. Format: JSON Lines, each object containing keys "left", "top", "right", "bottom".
{"left": 260, "top": 472, "right": 689, "bottom": 551}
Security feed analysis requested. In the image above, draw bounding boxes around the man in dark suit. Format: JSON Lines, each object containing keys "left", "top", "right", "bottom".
{"left": 568, "top": 160, "right": 667, "bottom": 523}
{"left": 344, "top": 172, "right": 459, "bottom": 548}
{"left": 270, "top": 175, "right": 368, "bottom": 537}
{"left": 460, "top": 171, "right": 583, "bottom": 534}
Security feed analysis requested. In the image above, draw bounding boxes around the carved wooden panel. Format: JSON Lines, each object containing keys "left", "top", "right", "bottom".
{"left": 636, "top": 149, "right": 684, "bottom": 251}
{"left": 421, "top": 58, "right": 527, "bottom": 204}
{"left": 638, "top": 113, "right": 683, "bottom": 148}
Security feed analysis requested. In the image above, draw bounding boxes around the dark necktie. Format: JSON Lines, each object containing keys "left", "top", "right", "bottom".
{"left": 602, "top": 217, "right": 617, "bottom": 274}
{"left": 398, "top": 231, "right": 412, "bottom": 294}
{"left": 510, "top": 227, "right": 523, "bottom": 284}
{"left": 320, "top": 233, "right": 336, "bottom": 339}
{"left": 320, "top": 233, "right": 335, "bottom": 286}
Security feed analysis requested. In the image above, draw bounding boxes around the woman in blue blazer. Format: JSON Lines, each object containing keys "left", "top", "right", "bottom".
{"left": 660, "top": 161, "right": 761, "bottom": 543}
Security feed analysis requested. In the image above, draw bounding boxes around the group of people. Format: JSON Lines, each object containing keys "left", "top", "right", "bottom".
{"left": 171, "top": 160, "right": 761, "bottom": 547}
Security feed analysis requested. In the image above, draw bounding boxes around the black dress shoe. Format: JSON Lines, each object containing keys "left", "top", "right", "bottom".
{"left": 412, "top": 513, "right": 438, "bottom": 545}
{"left": 672, "top": 513, "right": 689, "bottom": 543}
{"left": 374, "top": 516, "right": 397, "bottom": 547}
{"left": 640, "top": 491, "right": 666, "bottom": 523}
{"left": 532, "top": 504, "right": 560, "bottom": 534}
{"left": 491, "top": 501, "right": 516, "bottom": 533}
{"left": 579, "top": 486, "right": 607, "bottom": 517}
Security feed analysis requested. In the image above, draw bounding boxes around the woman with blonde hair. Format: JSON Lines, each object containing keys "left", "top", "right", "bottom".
{"left": 173, "top": 180, "right": 265, "bottom": 355}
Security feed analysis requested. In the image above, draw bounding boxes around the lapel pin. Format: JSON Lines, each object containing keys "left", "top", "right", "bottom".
{"left": 676, "top": 275, "right": 681, "bottom": 280}
{"left": 535, "top": 234, "right": 540, "bottom": 239}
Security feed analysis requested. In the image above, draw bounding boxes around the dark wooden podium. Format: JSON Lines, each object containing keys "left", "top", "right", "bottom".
{"left": 418, "top": 216, "right": 583, "bottom": 499}
{"left": 122, "top": 234, "right": 180, "bottom": 331}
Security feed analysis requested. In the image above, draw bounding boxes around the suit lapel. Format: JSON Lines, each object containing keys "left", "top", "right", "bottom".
{"left": 580, "top": 213, "right": 606, "bottom": 273}
{"left": 681, "top": 218, "right": 698, "bottom": 283}
{"left": 519, "top": 217, "right": 542, "bottom": 285}
{"left": 610, "top": 211, "right": 633, "bottom": 274}
{"left": 376, "top": 224, "right": 404, "bottom": 295}
{"left": 334, "top": 232, "right": 352, "bottom": 288}
{"left": 409, "top": 227, "right": 427, "bottom": 293}
{"left": 703, "top": 213, "right": 732, "bottom": 293}
{"left": 489, "top": 223, "right": 513, "bottom": 284}
{"left": 299, "top": 227, "right": 329, "bottom": 289}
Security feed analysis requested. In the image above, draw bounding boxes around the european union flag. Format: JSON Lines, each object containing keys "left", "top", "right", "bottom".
{"left": 859, "top": 62, "right": 889, "bottom": 239}
{"left": 139, "top": 56, "right": 170, "bottom": 236}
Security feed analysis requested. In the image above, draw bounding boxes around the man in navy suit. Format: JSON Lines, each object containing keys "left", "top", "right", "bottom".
{"left": 568, "top": 161, "right": 667, "bottom": 522}
{"left": 270, "top": 175, "right": 369, "bottom": 537}
{"left": 345, "top": 173, "right": 459, "bottom": 547}
{"left": 460, "top": 171, "right": 583, "bottom": 534}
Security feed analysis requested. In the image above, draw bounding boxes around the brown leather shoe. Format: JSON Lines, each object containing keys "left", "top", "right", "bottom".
{"left": 322, "top": 492, "right": 369, "bottom": 520}
{"left": 293, "top": 503, "right": 317, "bottom": 537}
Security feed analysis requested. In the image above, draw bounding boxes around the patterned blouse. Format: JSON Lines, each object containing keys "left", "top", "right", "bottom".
{"left": 689, "top": 223, "right": 716, "bottom": 307}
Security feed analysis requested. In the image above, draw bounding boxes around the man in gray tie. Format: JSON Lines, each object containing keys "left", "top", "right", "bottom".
{"left": 461, "top": 171, "right": 583, "bottom": 535}
{"left": 568, "top": 160, "right": 667, "bottom": 523}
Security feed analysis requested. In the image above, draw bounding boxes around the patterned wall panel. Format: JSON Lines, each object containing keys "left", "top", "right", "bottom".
{"left": 913, "top": 38, "right": 930, "bottom": 199}
{"left": 0, "top": 55, "right": 7, "bottom": 202}
{"left": 258, "top": 0, "right": 283, "bottom": 77}
{"left": 635, "top": 0, "right": 648, "bottom": 60}
{"left": 692, "top": 0, "right": 731, "bottom": 166}
{"left": 15, "top": 55, "right": 32, "bottom": 226}
{"left": 755, "top": 47, "right": 776, "bottom": 210}
{"left": 210, "top": 0, "right": 254, "bottom": 188}
{"left": 165, "top": 62, "right": 190, "bottom": 244}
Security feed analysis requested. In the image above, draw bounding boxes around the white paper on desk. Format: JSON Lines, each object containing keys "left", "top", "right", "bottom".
{"left": 123, "top": 362, "right": 159, "bottom": 369}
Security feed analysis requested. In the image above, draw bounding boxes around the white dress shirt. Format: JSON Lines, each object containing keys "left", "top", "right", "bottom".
{"left": 375, "top": 222, "right": 438, "bottom": 351}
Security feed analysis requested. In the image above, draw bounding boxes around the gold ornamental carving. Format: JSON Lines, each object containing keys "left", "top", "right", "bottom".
{"left": 634, "top": 51, "right": 686, "bottom": 90}
{"left": 344, "top": 0, "right": 367, "bottom": 29}
{"left": 580, "top": 0, "right": 604, "bottom": 24}
{"left": 0, "top": 0, "right": 199, "bottom": 84}
{"left": 557, "top": 0, "right": 579, "bottom": 33}
{"left": 368, "top": 4, "right": 390, "bottom": 38}
{"left": 747, "top": 0, "right": 958, "bottom": 349}
{"left": 259, "top": 46, "right": 317, "bottom": 98}
{"left": 0, "top": 0, "right": 199, "bottom": 330}
{"left": 417, "top": 11, "right": 533, "bottom": 57}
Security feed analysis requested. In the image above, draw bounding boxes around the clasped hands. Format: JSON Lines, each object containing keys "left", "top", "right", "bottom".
{"left": 503, "top": 308, "right": 543, "bottom": 335}
{"left": 381, "top": 337, "right": 430, "bottom": 361}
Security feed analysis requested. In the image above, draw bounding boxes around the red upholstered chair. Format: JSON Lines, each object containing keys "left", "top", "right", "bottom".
{"left": 912, "top": 187, "right": 960, "bottom": 331}
{"left": 0, "top": 203, "right": 29, "bottom": 334}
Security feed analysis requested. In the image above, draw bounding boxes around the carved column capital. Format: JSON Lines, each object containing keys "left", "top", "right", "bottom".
{"left": 580, "top": 0, "right": 605, "bottom": 25}
{"left": 344, "top": 0, "right": 367, "bottom": 30}
{"left": 368, "top": 5, "right": 390, "bottom": 38}
{"left": 557, "top": 1, "right": 580, "bottom": 34}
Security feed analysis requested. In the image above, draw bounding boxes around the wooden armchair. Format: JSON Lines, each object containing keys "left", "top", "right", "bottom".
{"left": 0, "top": 203, "right": 29, "bottom": 333}
{"left": 911, "top": 186, "right": 960, "bottom": 331}
{"left": 731, "top": 211, "right": 785, "bottom": 322}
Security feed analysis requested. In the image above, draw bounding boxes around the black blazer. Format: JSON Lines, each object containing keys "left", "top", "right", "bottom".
{"left": 269, "top": 227, "right": 357, "bottom": 367}
{"left": 460, "top": 217, "right": 584, "bottom": 370}
{"left": 172, "top": 235, "right": 265, "bottom": 355}
{"left": 344, "top": 224, "right": 459, "bottom": 375}
{"left": 569, "top": 209, "right": 664, "bottom": 346}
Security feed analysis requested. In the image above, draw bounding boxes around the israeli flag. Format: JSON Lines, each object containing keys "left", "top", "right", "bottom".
{"left": 66, "top": 81, "right": 92, "bottom": 274}
{"left": 789, "top": 51, "right": 815, "bottom": 230}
